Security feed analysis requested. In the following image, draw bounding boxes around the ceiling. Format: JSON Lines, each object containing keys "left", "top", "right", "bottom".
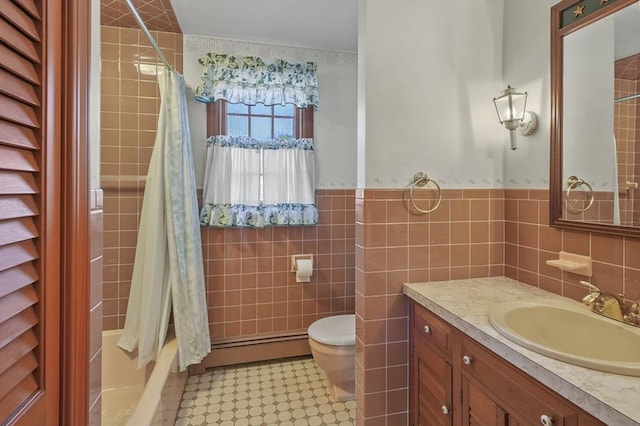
{"left": 170, "top": 0, "right": 357, "bottom": 52}
{"left": 100, "top": 0, "right": 358, "bottom": 53}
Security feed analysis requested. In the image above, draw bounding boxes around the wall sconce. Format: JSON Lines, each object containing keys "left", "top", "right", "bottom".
{"left": 492, "top": 85, "right": 538, "bottom": 150}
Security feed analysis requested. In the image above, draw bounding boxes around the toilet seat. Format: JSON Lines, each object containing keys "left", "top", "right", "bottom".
{"left": 308, "top": 314, "right": 355, "bottom": 346}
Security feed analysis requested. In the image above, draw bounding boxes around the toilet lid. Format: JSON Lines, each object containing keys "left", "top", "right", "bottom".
{"left": 308, "top": 314, "right": 355, "bottom": 346}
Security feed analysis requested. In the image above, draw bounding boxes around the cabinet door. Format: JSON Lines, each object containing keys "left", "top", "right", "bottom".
{"left": 462, "top": 376, "right": 508, "bottom": 426}
{"left": 413, "top": 337, "right": 453, "bottom": 426}
{"left": 460, "top": 338, "right": 579, "bottom": 426}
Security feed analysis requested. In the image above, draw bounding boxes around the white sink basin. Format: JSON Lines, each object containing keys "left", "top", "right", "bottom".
{"left": 489, "top": 298, "right": 640, "bottom": 376}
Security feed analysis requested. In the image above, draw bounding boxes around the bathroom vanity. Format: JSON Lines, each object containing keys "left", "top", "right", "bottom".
{"left": 404, "top": 277, "right": 640, "bottom": 426}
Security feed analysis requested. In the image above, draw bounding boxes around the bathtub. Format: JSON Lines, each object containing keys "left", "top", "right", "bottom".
{"left": 101, "top": 330, "right": 187, "bottom": 426}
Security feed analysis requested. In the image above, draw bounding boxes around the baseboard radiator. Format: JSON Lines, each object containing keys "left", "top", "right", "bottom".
{"left": 190, "top": 332, "right": 311, "bottom": 374}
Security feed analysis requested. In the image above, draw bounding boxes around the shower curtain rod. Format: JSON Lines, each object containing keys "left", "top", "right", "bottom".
{"left": 614, "top": 92, "right": 640, "bottom": 103}
{"left": 123, "top": 0, "right": 173, "bottom": 70}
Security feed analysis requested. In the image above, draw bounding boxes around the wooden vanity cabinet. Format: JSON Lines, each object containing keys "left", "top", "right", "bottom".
{"left": 410, "top": 301, "right": 454, "bottom": 426}
{"left": 409, "top": 302, "right": 607, "bottom": 426}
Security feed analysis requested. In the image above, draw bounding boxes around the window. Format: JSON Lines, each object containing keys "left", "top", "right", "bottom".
{"left": 196, "top": 53, "right": 318, "bottom": 227}
{"left": 228, "top": 103, "right": 294, "bottom": 139}
{"left": 207, "top": 101, "right": 314, "bottom": 139}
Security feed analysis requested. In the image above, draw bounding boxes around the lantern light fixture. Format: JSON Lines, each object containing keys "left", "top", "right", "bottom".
{"left": 492, "top": 85, "right": 538, "bottom": 150}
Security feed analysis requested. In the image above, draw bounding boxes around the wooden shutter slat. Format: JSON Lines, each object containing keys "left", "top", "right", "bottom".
{"left": 0, "top": 218, "right": 38, "bottom": 246}
{"left": 0, "top": 94, "right": 39, "bottom": 127}
{"left": 0, "top": 171, "right": 38, "bottom": 194}
{"left": 0, "top": 18, "right": 39, "bottom": 63}
{"left": 0, "top": 353, "right": 37, "bottom": 402}
{"left": 0, "top": 45, "right": 39, "bottom": 85}
{"left": 0, "top": 330, "right": 37, "bottom": 376}
{"left": 0, "top": 195, "right": 38, "bottom": 220}
{"left": 0, "top": 263, "right": 37, "bottom": 298}
{"left": 0, "top": 120, "right": 38, "bottom": 149}
{"left": 0, "top": 240, "right": 37, "bottom": 272}
{"left": 0, "top": 69, "right": 39, "bottom": 106}
{"left": 13, "top": 0, "right": 40, "bottom": 20}
{"left": 0, "top": 285, "right": 37, "bottom": 323}
{"left": 0, "top": 308, "right": 37, "bottom": 351}
{"left": 0, "top": 1, "right": 39, "bottom": 41}
{"left": 0, "top": 374, "right": 38, "bottom": 422}
{"left": 0, "top": 146, "right": 38, "bottom": 172}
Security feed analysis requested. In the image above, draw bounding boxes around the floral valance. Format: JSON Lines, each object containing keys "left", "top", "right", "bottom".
{"left": 195, "top": 53, "right": 319, "bottom": 108}
{"left": 207, "top": 135, "right": 315, "bottom": 151}
{"left": 200, "top": 203, "right": 318, "bottom": 228}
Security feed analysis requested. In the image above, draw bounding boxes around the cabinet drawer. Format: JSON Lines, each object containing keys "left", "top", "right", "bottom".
{"left": 460, "top": 338, "right": 579, "bottom": 425}
{"left": 412, "top": 304, "right": 451, "bottom": 354}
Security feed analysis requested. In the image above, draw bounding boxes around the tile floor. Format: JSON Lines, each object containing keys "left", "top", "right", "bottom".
{"left": 174, "top": 356, "right": 356, "bottom": 426}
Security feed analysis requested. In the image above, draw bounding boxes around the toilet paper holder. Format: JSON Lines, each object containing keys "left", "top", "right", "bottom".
{"left": 291, "top": 254, "right": 314, "bottom": 272}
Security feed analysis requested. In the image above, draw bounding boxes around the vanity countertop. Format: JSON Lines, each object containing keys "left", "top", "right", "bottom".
{"left": 403, "top": 277, "right": 640, "bottom": 426}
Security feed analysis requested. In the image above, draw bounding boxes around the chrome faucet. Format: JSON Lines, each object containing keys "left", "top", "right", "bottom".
{"left": 579, "top": 281, "right": 640, "bottom": 327}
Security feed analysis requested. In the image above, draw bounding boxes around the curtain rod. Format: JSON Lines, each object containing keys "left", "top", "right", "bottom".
{"left": 614, "top": 93, "right": 640, "bottom": 103}
{"left": 123, "top": 0, "right": 173, "bottom": 70}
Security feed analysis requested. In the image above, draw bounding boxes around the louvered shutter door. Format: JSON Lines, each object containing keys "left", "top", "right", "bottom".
{"left": 0, "top": 0, "right": 59, "bottom": 423}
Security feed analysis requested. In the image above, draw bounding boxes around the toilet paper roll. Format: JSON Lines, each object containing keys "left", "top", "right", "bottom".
{"left": 295, "top": 259, "right": 313, "bottom": 282}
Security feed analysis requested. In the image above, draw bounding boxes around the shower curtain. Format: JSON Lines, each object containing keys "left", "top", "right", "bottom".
{"left": 118, "top": 68, "right": 211, "bottom": 371}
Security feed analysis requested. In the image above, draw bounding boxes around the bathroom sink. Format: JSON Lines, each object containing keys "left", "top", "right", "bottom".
{"left": 489, "top": 298, "right": 640, "bottom": 376}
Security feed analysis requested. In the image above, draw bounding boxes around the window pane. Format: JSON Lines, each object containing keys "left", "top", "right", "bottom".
{"left": 251, "top": 117, "right": 272, "bottom": 140}
{"left": 251, "top": 103, "right": 272, "bottom": 115}
{"left": 228, "top": 115, "right": 249, "bottom": 136}
{"left": 274, "top": 104, "right": 294, "bottom": 116}
{"left": 274, "top": 118, "right": 294, "bottom": 139}
{"left": 227, "top": 103, "right": 248, "bottom": 114}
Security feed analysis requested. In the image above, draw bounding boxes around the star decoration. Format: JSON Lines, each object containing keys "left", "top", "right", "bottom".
{"left": 573, "top": 4, "right": 585, "bottom": 17}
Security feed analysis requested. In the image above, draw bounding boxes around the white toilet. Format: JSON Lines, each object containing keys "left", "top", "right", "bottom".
{"left": 307, "top": 314, "right": 356, "bottom": 401}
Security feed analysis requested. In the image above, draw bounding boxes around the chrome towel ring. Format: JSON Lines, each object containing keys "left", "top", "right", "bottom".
{"left": 409, "top": 172, "right": 442, "bottom": 214}
{"left": 565, "top": 175, "right": 594, "bottom": 213}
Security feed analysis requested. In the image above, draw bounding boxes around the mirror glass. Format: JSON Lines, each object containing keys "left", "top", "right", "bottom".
{"left": 551, "top": 0, "right": 640, "bottom": 236}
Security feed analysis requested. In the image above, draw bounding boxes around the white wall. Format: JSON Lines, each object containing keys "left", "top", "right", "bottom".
{"left": 358, "top": 0, "right": 506, "bottom": 189}
{"left": 182, "top": 36, "right": 358, "bottom": 189}
{"left": 503, "top": 0, "right": 631, "bottom": 190}
{"left": 180, "top": 1, "right": 592, "bottom": 192}
{"left": 503, "top": 0, "right": 559, "bottom": 189}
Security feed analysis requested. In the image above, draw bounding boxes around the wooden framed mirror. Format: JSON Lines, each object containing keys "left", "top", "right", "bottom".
{"left": 550, "top": 0, "right": 640, "bottom": 237}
